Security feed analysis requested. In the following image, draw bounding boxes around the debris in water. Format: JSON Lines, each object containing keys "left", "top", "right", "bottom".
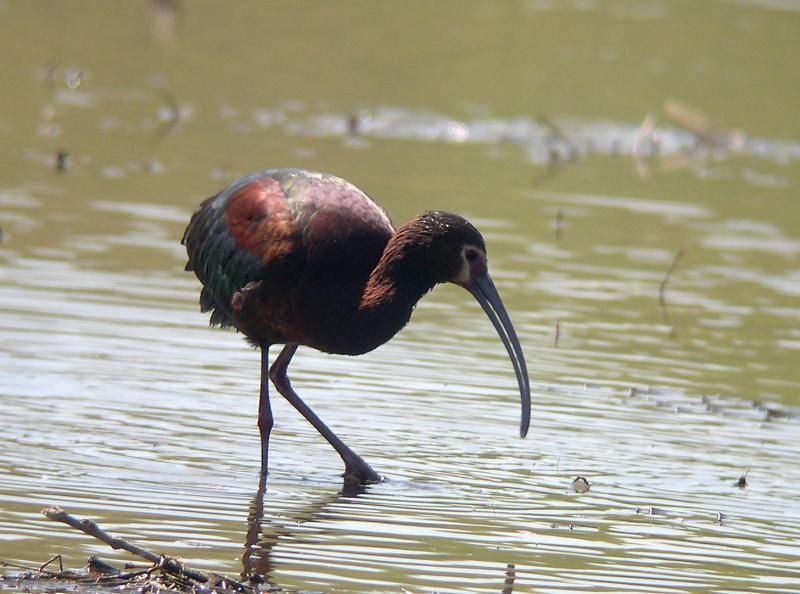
{"left": 570, "top": 476, "right": 591, "bottom": 493}
{"left": 502, "top": 563, "right": 516, "bottom": 594}
{"left": 658, "top": 247, "right": 685, "bottom": 335}
{"left": 664, "top": 97, "right": 745, "bottom": 151}
{"left": 636, "top": 506, "right": 667, "bottom": 516}
{"left": 55, "top": 148, "right": 68, "bottom": 172}
{"left": 347, "top": 112, "right": 361, "bottom": 136}
{"left": 152, "top": 82, "right": 181, "bottom": 147}
{"left": 37, "top": 555, "right": 63, "bottom": 574}
{"left": 37, "top": 506, "right": 252, "bottom": 593}
{"left": 66, "top": 68, "right": 84, "bottom": 90}
{"left": 554, "top": 207, "right": 564, "bottom": 240}
{"left": 532, "top": 115, "right": 578, "bottom": 185}
{"left": 554, "top": 321, "right": 561, "bottom": 348}
{"left": 734, "top": 468, "right": 750, "bottom": 489}
{"left": 632, "top": 98, "right": 746, "bottom": 177}
{"left": 538, "top": 115, "right": 578, "bottom": 162}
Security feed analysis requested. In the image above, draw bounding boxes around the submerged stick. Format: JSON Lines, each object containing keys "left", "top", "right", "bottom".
{"left": 658, "top": 247, "right": 685, "bottom": 336}
{"left": 152, "top": 84, "right": 181, "bottom": 147}
{"left": 658, "top": 247, "right": 685, "bottom": 310}
{"left": 554, "top": 208, "right": 564, "bottom": 241}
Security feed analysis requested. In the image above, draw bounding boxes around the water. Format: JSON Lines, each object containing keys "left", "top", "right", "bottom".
{"left": 1, "top": 1, "right": 799, "bottom": 592}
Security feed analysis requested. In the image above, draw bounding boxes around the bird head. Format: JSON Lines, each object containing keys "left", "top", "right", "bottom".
{"left": 417, "top": 211, "right": 531, "bottom": 438}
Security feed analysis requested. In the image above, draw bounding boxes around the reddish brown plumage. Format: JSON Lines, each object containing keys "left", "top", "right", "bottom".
{"left": 182, "top": 168, "right": 530, "bottom": 483}
{"left": 223, "top": 177, "right": 298, "bottom": 265}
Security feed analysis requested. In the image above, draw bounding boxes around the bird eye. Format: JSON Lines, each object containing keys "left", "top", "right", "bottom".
{"left": 465, "top": 250, "right": 478, "bottom": 262}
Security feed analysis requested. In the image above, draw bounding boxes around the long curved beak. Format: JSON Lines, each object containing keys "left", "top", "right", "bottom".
{"left": 466, "top": 272, "right": 531, "bottom": 437}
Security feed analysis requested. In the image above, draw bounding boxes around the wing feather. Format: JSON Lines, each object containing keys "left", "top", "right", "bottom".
{"left": 182, "top": 174, "right": 283, "bottom": 327}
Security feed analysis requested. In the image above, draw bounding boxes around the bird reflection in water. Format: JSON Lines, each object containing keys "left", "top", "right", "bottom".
{"left": 240, "top": 476, "right": 368, "bottom": 588}
{"left": 240, "top": 478, "right": 518, "bottom": 592}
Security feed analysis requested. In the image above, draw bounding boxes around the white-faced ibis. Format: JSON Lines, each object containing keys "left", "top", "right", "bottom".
{"left": 182, "top": 168, "right": 530, "bottom": 484}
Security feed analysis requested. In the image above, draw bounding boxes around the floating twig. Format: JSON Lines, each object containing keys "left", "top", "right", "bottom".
{"left": 55, "top": 148, "right": 68, "bottom": 173}
{"left": 532, "top": 115, "right": 578, "bottom": 186}
{"left": 554, "top": 320, "right": 561, "bottom": 348}
{"left": 347, "top": 112, "right": 362, "bottom": 136}
{"left": 66, "top": 68, "right": 84, "bottom": 90}
{"left": 632, "top": 113, "right": 658, "bottom": 179}
{"left": 537, "top": 115, "right": 579, "bottom": 161}
{"left": 734, "top": 467, "right": 750, "bottom": 489}
{"left": 44, "top": 61, "right": 60, "bottom": 87}
{"left": 633, "top": 99, "right": 745, "bottom": 177}
{"left": 664, "top": 98, "right": 745, "bottom": 150}
{"left": 658, "top": 247, "right": 685, "bottom": 332}
{"left": 554, "top": 207, "right": 564, "bottom": 241}
{"left": 152, "top": 83, "right": 181, "bottom": 147}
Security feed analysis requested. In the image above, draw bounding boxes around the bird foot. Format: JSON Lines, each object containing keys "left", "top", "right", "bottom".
{"left": 343, "top": 457, "right": 383, "bottom": 485}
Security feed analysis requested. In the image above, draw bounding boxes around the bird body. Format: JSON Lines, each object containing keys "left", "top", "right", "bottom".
{"left": 184, "top": 169, "right": 397, "bottom": 354}
{"left": 183, "top": 169, "right": 530, "bottom": 484}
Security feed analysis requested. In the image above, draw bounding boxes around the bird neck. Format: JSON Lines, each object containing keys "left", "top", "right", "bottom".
{"left": 357, "top": 220, "right": 439, "bottom": 338}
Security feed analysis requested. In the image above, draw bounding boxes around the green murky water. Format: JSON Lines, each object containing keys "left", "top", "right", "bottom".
{"left": 1, "top": 1, "right": 799, "bottom": 592}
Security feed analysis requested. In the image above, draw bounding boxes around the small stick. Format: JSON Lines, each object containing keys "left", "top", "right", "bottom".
{"left": 55, "top": 148, "right": 69, "bottom": 173}
{"left": 734, "top": 467, "right": 750, "bottom": 489}
{"left": 658, "top": 247, "right": 685, "bottom": 330}
{"left": 38, "top": 554, "right": 63, "bottom": 574}
{"left": 554, "top": 321, "right": 561, "bottom": 348}
{"left": 658, "top": 247, "right": 684, "bottom": 306}
{"left": 632, "top": 113, "right": 657, "bottom": 179}
{"left": 347, "top": 112, "right": 361, "bottom": 136}
{"left": 152, "top": 84, "right": 181, "bottom": 147}
{"left": 42, "top": 506, "right": 160, "bottom": 565}
{"left": 554, "top": 208, "right": 564, "bottom": 241}
{"left": 537, "top": 115, "right": 579, "bottom": 161}
{"left": 41, "top": 506, "right": 209, "bottom": 584}
{"left": 664, "top": 98, "right": 743, "bottom": 149}
{"left": 532, "top": 116, "right": 578, "bottom": 186}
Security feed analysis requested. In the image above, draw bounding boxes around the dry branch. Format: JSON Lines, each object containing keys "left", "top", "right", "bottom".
{"left": 41, "top": 506, "right": 250, "bottom": 591}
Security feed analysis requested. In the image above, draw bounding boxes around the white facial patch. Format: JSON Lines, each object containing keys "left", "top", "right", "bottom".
{"left": 452, "top": 244, "right": 485, "bottom": 286}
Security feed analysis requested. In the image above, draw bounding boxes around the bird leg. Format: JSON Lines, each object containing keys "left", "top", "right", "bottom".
{"left": 258, "top": 347, "right": 274, "bottom": 479}
{"left": 269, "top": 344, "right": 382, "bottom": 485}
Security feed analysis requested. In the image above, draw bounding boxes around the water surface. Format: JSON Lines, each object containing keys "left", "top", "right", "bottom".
{"left": 1, "top": 1, "right": 799, "bottom": 592}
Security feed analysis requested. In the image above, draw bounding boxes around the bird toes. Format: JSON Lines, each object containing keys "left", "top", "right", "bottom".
{"left": 343, "top": 458, "right": 383, "bottom": 485}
